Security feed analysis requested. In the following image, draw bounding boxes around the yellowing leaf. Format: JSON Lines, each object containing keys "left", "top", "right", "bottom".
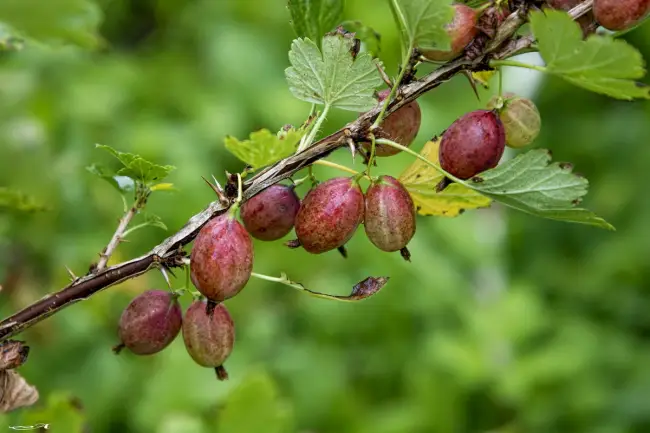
{"left": 150, "top": 183, "right": 176, "bottom": 192}
{"left": 471, "top": 70, "right": 497, "bottom": 89}
{"left": 399, "top": 138, "right": 491, "bottom": 217}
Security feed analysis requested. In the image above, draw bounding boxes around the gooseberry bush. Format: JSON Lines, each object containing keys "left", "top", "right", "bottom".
{"left": 1, "top": 0, "right": 650, "bottom": 407}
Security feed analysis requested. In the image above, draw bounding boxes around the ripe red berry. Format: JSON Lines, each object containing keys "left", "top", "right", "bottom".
{"left": 361, "top": 89, "right": 422, "bottom": 157}
{"left": 294, "top": 177, "right": 365, "bottom": 254}
{"left": 364, "top": 176, "right": 416, "bottom": 252}
{"left": 116, "top": 290, "right": 182, "bottom": 355}
{"left": 593, "top": 0, "right": 650, "bottom": 31}
{"left": 190, "top": 213, "right": 253, "bottom": 302}
{"left": 488, "top": 94, "right": 541, "bottom": 149}
{"left": 439, "top": 110, "right": 506, "bottom": 180}
{"left": 240, "top": 184, "right": 300, "bottom": 241}
{"left": 182, "top": 300, "right": 235, "bottom": 380}
{"left": 420, "top": 4, "right": 478, "bottom": 61}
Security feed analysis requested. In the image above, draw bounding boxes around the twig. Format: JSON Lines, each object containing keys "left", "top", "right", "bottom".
{"left": 0, "top": 1, "right": 593, "bottom": 343}
{"left": 95, "top": 193, "right": 146, "bottom": 271}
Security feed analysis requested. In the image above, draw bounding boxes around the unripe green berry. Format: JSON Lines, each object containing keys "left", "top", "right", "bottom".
{"left": 488, "top": 94, "right": 541, "bottom": 149}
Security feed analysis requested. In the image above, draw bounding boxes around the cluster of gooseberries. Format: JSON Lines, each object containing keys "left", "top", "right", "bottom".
{"left": 111, "top": 0, "right": 648, "bottom": 380}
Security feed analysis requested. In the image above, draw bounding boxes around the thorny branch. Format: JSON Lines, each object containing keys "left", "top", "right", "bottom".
{"left": 0, "top": 2, "right": 592, "bottom": 343}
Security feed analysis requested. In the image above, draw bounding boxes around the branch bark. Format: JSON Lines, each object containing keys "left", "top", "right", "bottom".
{"left": 0, "top": 2, "right": 593, "bottom": 343}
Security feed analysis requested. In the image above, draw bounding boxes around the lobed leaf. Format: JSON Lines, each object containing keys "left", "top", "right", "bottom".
{"left": 530, "top": 10, "right": 650, "bottom": 100}
{"left": 399, "top": 138, "right": 492, "bottom": 217}
{"left": 95, "top": 144, "right": 175, "bottom": 186}
{"left": 388, "top": 0, "right": 454, "bottom": 52}
{"left": 285, "top": 35, "right": 382, "bottom": 111}
{"left": 340, "top": 20, "right": 382, "bottom": 57}
{"left": 288, "top": 0, "right": 343, "bottom": 47}
{"left": 224, "top": 128, "right": 304, "bottom": 169}
{"left": 86, "top": 164, "right": 135, "bottom": 194}
{"left": 455, "top": 149, "right": 615, "bottom": 230}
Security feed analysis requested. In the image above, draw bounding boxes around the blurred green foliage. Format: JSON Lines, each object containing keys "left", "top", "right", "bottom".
{"left": 1, "top": 1, "right": 650, "bottom": 432}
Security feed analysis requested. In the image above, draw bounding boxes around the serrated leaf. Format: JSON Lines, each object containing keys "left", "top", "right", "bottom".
{"left": 95, "top": 144, "right": 175, "bottom": 185}
{"left": 86, "top": 164, "right": 135, "bottom": 194}
{"left": 389, "top": 0, "right": 454, "bottom": 52}
{"left": 0, "top": 0, "right": 102, "bottom": 48}
{"left": 0, "top": 188, "right": 48, "bottom": 213}
{"left": 216, "top": 371, "right": 293, "bottom": 433}
{"left": 285, "top": 35, "right": 382, "bottom": 111}
{"left": 288, "top": 0, "right": 343, "bottom": 47}
{"left": 451, "top": 150, "right": 614, "bottom": 230}
{"left": 399, "top": 138, "right": 492, "bottom": 217}
{"left": 340, "top": 20, "right": 381, "bottom": 57}
{"left": 224, "top": 128, "right": 303, "bottom": 169}
{"left": 530, "top": 10, "right": 650, "bottom": 100}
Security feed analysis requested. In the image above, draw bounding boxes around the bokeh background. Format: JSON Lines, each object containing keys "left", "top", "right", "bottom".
{"left": 1, "top": 1, "right": 650, "bottom": 432}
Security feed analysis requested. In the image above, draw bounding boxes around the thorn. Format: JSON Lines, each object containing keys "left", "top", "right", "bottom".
{"left": 64, "top": 265, "right": 78, "bottom": 281}
{"left": 112, "top": 342, "right": 125, "bottom": 355}
{"left": 347, "top": 138, "right": 356, "bottom": 163}
{"left": 462, "top": 71, "right": 481, "bottom": 101}
{"left": 376, "top": 62, "right": 393, "bottom": 87}
{"left": 337, "top": 245, "right": 348, "bottom": 258}
{"left": 201, "top": 176, "right": 228, "bottom": 205}
{"left": 400, "top": 247, "right": 412, "bottom": 262}
{"left": 159, "top": 266, "right": 173, "bottom": 290}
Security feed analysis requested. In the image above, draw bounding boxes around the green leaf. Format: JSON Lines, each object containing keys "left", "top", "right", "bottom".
{"left": 287, "top": 0, "right": 343, "bottom": 47}
{"left": 216, "top": 371, "right": 293, "bottom": 433}
{"left": 340, "top": 20, "right": 381, "bottom": 57}
{"left": 144, "top": 213, "right": 168, "bottom": 231}
{"left": 20, "top": 391, "right": 85, "bottom": 433}
{"left": 285, "top": 34, "right": 382, "bottom": 111}
{"left": 0, "top": 0, "right": 102, "bottom": 48}
{"left": 530, "top": 10, "right": 650, "bottom": 100}
{"left": 86, "top": 164, "right": 135, "bottom": 194}
{"left": 224, "top": 128, "right": 303, "bottom": 169}
{"left": 0, "top": 187, "right": 48, "bottom": 213}
{"left": 95, "top": 144, "right": 176, "bottom": 186}
{"left": 388, "top": 0, "right": 454, "bottom": 52}
{"left": 453, "top": 150, "right": 614, "bottom": 230}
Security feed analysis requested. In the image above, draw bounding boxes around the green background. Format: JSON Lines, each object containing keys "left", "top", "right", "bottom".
{"left": 1, "top": 1, "right": 650, "bottom": 432}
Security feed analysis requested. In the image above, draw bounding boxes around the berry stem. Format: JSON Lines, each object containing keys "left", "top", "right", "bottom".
{"left": 498, "top": 66, "right": 504, "bottom": 98}
{"left": 215, "top": 366, "right": 229, "bottom": 381}
{"left": 313, "top": 160, "right": 363, "bottom": 177}
{"left": 489, "top": 59, "right": 547, "bottom": 73}
{"left": 365, "top": 133, "right": 377, "bottom": 177}
{"left": 374, "top": 138, "right": 464, "bottom": 184}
